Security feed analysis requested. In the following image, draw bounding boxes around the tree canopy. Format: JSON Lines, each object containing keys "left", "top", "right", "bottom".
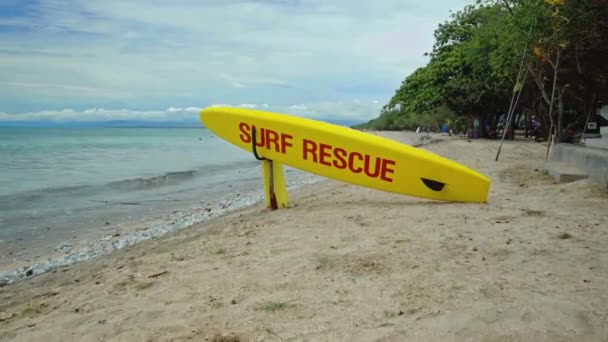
{"left": 360, "top": 0, "right": 608, "bottom": 140}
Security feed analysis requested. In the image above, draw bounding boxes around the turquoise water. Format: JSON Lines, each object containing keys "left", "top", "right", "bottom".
{"left": 0, "top": 127, "right": 249, "bottom": 195}
{"left": 0, "top": 127, "right": 280, "bottom": 272}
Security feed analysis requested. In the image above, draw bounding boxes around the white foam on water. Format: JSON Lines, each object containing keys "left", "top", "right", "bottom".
{"left": 0, "top": 171, "right": 325, "bottom": 286}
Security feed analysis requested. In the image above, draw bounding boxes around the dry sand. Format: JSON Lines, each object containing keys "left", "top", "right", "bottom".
{"left": 1, "top": 133, "right": 607, "bottom": 342}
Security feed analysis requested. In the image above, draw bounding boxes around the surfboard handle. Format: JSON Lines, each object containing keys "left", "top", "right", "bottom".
{"left": 421, "top": 178, "right": 446, "bottom": 192}
{"left": 251, "top": 127, "right": 267, "bottom": 161}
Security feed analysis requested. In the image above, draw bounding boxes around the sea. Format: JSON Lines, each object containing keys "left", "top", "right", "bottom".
{"left": 0, "top": 127, "right": 325, "bottom": 285}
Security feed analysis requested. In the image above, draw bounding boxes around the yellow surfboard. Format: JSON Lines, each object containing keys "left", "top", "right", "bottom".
{"left": 199, "top": 107, "right": 490, "bottom": 203}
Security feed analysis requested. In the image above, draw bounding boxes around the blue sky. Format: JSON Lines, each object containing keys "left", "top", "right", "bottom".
{"left": 0, "top": 0, "right": 470, "bottom": 122}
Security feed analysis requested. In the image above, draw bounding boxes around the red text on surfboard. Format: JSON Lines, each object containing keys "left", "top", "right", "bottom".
{"left": 302, "top": 139, "right": 396, "bottom": 182}
{"left": 238, "top": 122, "right": 396, "bottom": 183}
{"left": 239, "top": 122, "right": 293, "bottom": 153}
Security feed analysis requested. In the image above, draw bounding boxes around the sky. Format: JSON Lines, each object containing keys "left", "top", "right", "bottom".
{"left": 0, "top": 0, "right": 471, "bottom": 123}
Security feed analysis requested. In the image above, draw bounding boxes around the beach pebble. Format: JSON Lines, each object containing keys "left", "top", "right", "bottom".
{"left": 58, "top": 242, "right": 73, "bottom": 253}
{"left": 75, "top": 303, "right": 94, "bottom": 313}
{"left": 0, "top": 311, "right": 16, "bottom": 322}
{"left": 0, "top": 173, "right": 316, "bottom": 288}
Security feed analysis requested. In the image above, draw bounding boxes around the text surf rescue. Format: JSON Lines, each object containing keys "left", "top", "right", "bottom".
{"left": 238, "top": 123, "right": 396, "bottom": 182}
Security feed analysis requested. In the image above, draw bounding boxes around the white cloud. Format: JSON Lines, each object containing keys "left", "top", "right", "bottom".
{"left": 289, "top": 104, "right": 308, "bottom": 111}
{"left": 238, "top": 104, "right": 258, "bottom": 109}
{"left": 0, "top": 82, "right": 125, "bottom": 96}
{"left": 0, "top": 107, "right": 199, "bottom": 122}
{"left": 278, "top": 101, "right": 383, "bottom": 120}
{"left": 206, "top": 101, "right": 383, "bottom": 120}
{"left": 207, "top": 104, "right": 231, "bottom": 108}
{"left": 0, "top": 0, "right": 472, "bottom": 117}
{"left": 0, "top": 100, "right": 382, "bottom": 122}
{"left": 167, "top": 107, "right": 200, "bottom": 113}
{"left": 231, "top": 82, "right": 246, "bottom": 89}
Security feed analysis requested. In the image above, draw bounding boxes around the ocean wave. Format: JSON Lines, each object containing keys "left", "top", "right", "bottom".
{"left": 105, "top": 170, "right": 198, "bottom": 191}
{"left": 0, "top": 160, "right": 261, "bottom": 210}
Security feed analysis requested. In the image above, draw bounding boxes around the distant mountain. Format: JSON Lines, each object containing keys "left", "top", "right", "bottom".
{"left": 0, "top": 118, "right": 367, "bottom": 128}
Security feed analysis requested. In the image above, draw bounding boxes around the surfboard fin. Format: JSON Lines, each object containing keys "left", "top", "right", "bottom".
{"left": 421, "top": 178, "right": 446, "bottom": 192}
{"left": 251, "top": 127, "right": 289, "bottom": 209}
{"left": 262, "top": 160, "right": 289, "bottom": 209}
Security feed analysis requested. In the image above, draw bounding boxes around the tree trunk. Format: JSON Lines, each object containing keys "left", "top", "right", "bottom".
{"left": 539, "top": 103, "right": 550, "bottom": 139}
{"left": 547, "top": 50, "right": 561, "bottom": 145}
{"left": 557, "top": 92, "right": 564, "bottom": 141}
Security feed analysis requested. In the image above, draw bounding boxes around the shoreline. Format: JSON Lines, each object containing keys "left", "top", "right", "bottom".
{"left": 0, "top": 169, "right": 326, "bottom": 286}
{"left": 2, "top": 133, "right": 606, "bottom": 340}
{"left": 0, "top": 131, "right": 435, "bottom": 286}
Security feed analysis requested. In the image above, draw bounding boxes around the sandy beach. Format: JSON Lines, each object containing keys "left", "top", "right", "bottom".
{"left": 1, "top": 133, "right": 607, "bottom": 341}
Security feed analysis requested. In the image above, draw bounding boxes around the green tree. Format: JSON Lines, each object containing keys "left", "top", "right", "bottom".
{"left": 360, "top": 0, "right": 608, "bottom": 141}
